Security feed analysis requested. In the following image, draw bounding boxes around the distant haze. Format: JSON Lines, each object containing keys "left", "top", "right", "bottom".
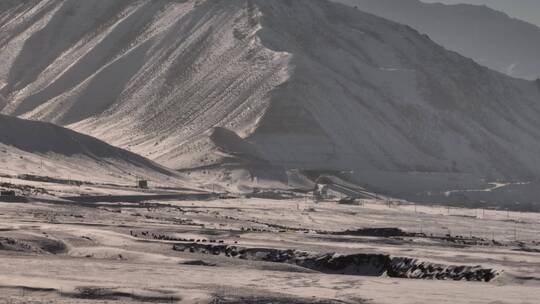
{"left": 421, "top": 0, "right": 540, "bottom": 27}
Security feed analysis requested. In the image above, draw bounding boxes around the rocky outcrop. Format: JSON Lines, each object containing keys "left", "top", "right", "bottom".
{"left": 321, "top": 227, "right": 417, "bottom": 238}
{"left": 173, "top": 243, "right": 499, "bottom": 282}
{"left": 0, "top": 235, "right": 66, "bottom": 254}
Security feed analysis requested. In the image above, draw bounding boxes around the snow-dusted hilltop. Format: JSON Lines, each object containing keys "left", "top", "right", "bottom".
{"left": 0, "top": 114, "right": 177, "bottom": 184}
{"left": 1, "top": 0, "right": 540, "bottom": 182}
{"left": 334, "top": 0, "right": 540, "bottom": 80}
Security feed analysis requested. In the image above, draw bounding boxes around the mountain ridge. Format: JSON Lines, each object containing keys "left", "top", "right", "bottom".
{"left": 334, "top": 0, "right": 540, "bottom": 80}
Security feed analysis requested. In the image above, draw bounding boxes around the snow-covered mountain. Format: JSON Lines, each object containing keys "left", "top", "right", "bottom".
{"left": 334, "top": 0, "right": 540, "bottom": 80}
{"left": 0, "top": 114, "right": 178, "bottom": 185}
{"left": 1, "top": 0, "right": 540, "bottom": 184}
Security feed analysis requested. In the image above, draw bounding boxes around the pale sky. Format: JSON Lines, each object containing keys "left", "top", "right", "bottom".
{"left": 421, "top": 0, "right": 540, "bottom": 27}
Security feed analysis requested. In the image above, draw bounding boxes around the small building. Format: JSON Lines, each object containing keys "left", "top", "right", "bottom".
{"left": 0, "top": 190, "right": 16, "bottom": 197}
{"left": 137, "top": 180, "right": 149, "bottom": 189}
{"left": 0, "top": 190, "right": 25, "bottom": 202}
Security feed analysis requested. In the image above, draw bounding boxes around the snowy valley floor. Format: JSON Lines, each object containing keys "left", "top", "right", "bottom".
{"left": 0, "top": 178, "right": 539, "bottom": 303}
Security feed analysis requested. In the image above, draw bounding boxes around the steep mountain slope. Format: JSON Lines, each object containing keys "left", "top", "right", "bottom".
{"left": 334, "top": 0, "right": 540, "bottom": 80}
{"left": 1, "top": 0, "right": 540, "bottom": 185}
{"left": 0, "top": 114, "right": 178, "bottom": 185}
